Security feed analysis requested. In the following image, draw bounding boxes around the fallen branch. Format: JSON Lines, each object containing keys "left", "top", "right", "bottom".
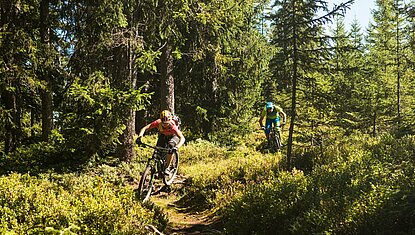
{"left": 145, "top": 224, "right": 164, "bottom": 235}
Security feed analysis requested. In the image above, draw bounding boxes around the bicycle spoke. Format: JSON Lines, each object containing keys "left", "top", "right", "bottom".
{"left": 138, "top": 165, "right": 155, "bottom": 202}
{"left": 163, "top": 152, "right": 179, "bottom": 186}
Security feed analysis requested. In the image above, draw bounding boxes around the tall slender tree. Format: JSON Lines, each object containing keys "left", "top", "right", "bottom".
{"left": 39, "top": 0, "right": 54, "bottom": 141}
{"left": 0, "top": 0, "right": 42, "bottom": 152}
{"left": 366, "top": 0, "right": 408, "bottom": 135}
{"left": 269, "top": 0, "right": 353, "bottom": 168}
{"left": 57, "top": 0, "right": 152, "bottom": 161}
{"left": 173, "top": 0, "right": 272, "bottom": 141}
{"left": 329, "top": 17, "right": 367, "bottom": 132}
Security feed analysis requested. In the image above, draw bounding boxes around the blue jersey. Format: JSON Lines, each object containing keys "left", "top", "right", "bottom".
{"left": 261, "top": 105, "right": 283, "bottom": 119}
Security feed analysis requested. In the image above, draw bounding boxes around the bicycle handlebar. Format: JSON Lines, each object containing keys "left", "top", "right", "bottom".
{"left": 260, "top": 125, "right": 285, "bottom": 131}
{"left": 137, "top": 141, "right": 172, "bottom": 152}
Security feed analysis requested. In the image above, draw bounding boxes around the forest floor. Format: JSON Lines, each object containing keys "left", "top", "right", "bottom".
{"left": 147, "top": 174, "right": 224, "bottom": 235}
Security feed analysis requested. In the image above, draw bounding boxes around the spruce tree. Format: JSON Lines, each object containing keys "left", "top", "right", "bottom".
{"left": 269, "top": 0, "right": 353, "bottom": 168}
{"left": 366, "top": 0, "right": 408, "bottom": 135}
{"left": 329, "top": 17, "right": 367, "bottom": 133}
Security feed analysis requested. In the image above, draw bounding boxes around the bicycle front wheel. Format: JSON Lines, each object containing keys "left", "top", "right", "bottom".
{"left": 138, "top": 165, "right": 156, "bottom": 202}
{"left": 163, "top": 151, "right": 179, "bottom": 186}
{"left": 274, "top": 131, "right": 282, "bottom": 149}
{"left": 269, "top": 131, "right": 281, "bottom": 152}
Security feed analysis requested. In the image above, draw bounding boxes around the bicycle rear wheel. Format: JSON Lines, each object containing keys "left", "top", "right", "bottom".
{"left": 138, "top": 165, "right": 155, "bottom": 202}
{"left": 163, "top": 151, "right": 179, "bottom": 186}
{"left": 274, "top": 131, "right": 282, "bottom": 149}
{"left": 269, "top": 130, "right": 281, "bottom": 152}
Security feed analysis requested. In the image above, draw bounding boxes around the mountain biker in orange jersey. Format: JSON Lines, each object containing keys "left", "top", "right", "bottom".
{"left": 137, "top": 110, "right": 185, "bottom": 174}
{"left": 259, "top": 101, "right": 287, "bottom": 146}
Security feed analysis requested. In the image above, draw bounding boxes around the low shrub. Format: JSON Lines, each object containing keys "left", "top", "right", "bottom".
{"left": 178, "top": 139, "right": 284, "bottom": 211}
{"left": 0, "top": 172, "right": 167, "bottom": 234}
{"left": 219, "top": 133, "right": 415, "bottom": 234}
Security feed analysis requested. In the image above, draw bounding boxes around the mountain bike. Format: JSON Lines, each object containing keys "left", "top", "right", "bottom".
{"left": 263, "top": 125, "right": 284, "bottom": 152}
{"left": 269, "top": 126, "right": 283, "bottom": 152}
{"left": 136, "top": 141, "right": 179, "bottom": 202}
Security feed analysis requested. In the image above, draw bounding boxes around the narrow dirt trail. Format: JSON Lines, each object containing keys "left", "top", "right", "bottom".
{"left": 149, "top": 175, "right": 223, "bottom": 235}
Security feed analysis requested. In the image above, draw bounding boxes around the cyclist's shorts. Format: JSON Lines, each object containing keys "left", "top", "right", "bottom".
{"left": 157, "top": 134, "right": 179, "bottom": 149}
{"left": 264, "top": 118, "right": 280, "bottom": 134}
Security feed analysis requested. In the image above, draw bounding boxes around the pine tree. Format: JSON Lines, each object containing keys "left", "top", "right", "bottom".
{"left": 329, "top": 17, "right": 367, "bottom": 133}
{"left": 39, "top": 0, "right": 53, "bottom": 141}
{"left": 269, "top": 0, "right": 353, "bottom": 168}
{"left": 160, "top": 0, "right": 272, "bottom": 142}
{"left": 57, "top": 0, "right": 152, "bottom": 161}
{"left": 365, "top": 0, "right": 408, "bottom": 135}
{"left": 0, "top": 0, "right": 55, "bottom": 152}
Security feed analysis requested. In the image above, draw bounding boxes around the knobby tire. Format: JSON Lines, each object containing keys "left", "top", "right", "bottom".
{"left": 274, "top": 131, "right": 282, "bottom": 149}
{"left": 163, "top": 152, "right": 179, "bottom": 186}
{"left": 270, "top": 129, "right": 282, "bottom": 152}
{"left": 138, "top": 165, "right": 155, "bottom": 202}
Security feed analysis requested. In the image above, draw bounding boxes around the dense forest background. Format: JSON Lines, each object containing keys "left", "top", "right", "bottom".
{"left": 1, "top": 0, "right": 415, "bottom": 234}
{"left": 1, "top": 0, "right": 415, "bottom": 163}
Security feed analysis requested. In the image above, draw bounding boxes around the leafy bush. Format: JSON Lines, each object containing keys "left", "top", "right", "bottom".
{"left": 218, "top": 133, "right": 415, "bottom": 234}
{"left": 0, "top": 141, "right": 76, "bottom": 175}
{"left": 61, "top": 72, "right": 151, "bottom": 158}
{"left": 178, "top": 139, "right": 283, "bottom": 211}
{"left": 0, "top": 172, "right": 167, "bottom": 234}
{"left": 220, "top": 169, "right": 308, "bottom": 235}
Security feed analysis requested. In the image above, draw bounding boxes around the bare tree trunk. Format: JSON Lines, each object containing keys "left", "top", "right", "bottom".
{"left": 395, "top": 1, "right": 401, "bottom": 124}
{"left": 286, "top": 0, "right": 298, "bottom": 170}
{"left": 118, "top": 109, "right": 136, "bottom": 162}
{"left": 31, "top": 106, "right": 36, "bottom": 137}
{"left": 160, "top": 41, "right": 175, "bottom": 113}
{"left": 287, "top": 66, "right": 297, "bottom": 170}
{"left": 116, "top": 41, "right": 136, "bottom": 162}
{"left": 40, "top": 0, "right": 53, "bottom": 141}
{"left": 372, "top": 111, "right": 377, "bottom": 137}
{"left": 135, "top": 78, "right": 149, "bottom": 133}
{"left": 41, "top": 88, "right": 53, "bottom": 140}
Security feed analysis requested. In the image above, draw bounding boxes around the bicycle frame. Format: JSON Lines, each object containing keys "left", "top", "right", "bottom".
{"left": 136, "top": 141, "right": 179, "bottom": 202}
{"left": 265, "top": 125, "right": 283, "bottom": 152}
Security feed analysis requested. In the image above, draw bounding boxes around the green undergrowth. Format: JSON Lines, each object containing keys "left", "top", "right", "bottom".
{"left": 2, "top": 130, "right": 414, "bottom": 234}
{"left": 217, "top": 133, "right": 415, "bottom": 234}
{"left": 0, "top": 171, "right": 167, "bottom": 234}
{"left": 0, "top": 133, "right": 277, "bottom": 234}
{"left": 177, "top": 138, "right": 285, "bottom": 212}
{"left": 163, "top": 131, "right": 415, "bottom": 234}
{"left": 0, "top": 135, "right": 167, "bottom": 234}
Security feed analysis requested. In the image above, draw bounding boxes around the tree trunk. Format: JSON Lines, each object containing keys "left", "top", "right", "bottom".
{"left": 286, "top": 0, "right": 298, "bottom": 171}
{"left": 118, "top": 109, "right": 136, "bottom": 162}
{"left": 40, "top": 0, "right": 53, "bottom": 141}
{"left": 395, "top": 2, "right": 401, "bottom": 124}
{"left": 31, "top": 106, "right": 36, "bottom": 137}
{"left": 135, "top": 78, "right": 149, "bottom": 133}
{"left": 2, "top": 82, "right": 20, "bottom": 154}
{"left": 372, "top": 111, "right": 377, "bottom": 137}
{"left": 115, "top": 41, "right": 136, "bottom": 162}
{"left": 160, "top": 41, "right": 175, "bottom": 113}
{"left": 1, "top": 1, "right": 22, "bottom": 153}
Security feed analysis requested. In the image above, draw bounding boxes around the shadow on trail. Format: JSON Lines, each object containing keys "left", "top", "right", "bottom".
{"left": 148, "top": 175, "right": 225, "bottom": 234}
{"left": 170, "top": 223, "right": 223, "bottom": 235}
{"left": 167, "top": 200, "right": 223, "bottom": 235}
{"left": 256, "top": 141, "right": 285, "bottom": 154}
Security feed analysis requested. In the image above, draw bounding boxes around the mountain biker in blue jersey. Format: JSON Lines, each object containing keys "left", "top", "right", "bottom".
{"left": 259, "top": 101, "right": 287, "bottom": 147}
